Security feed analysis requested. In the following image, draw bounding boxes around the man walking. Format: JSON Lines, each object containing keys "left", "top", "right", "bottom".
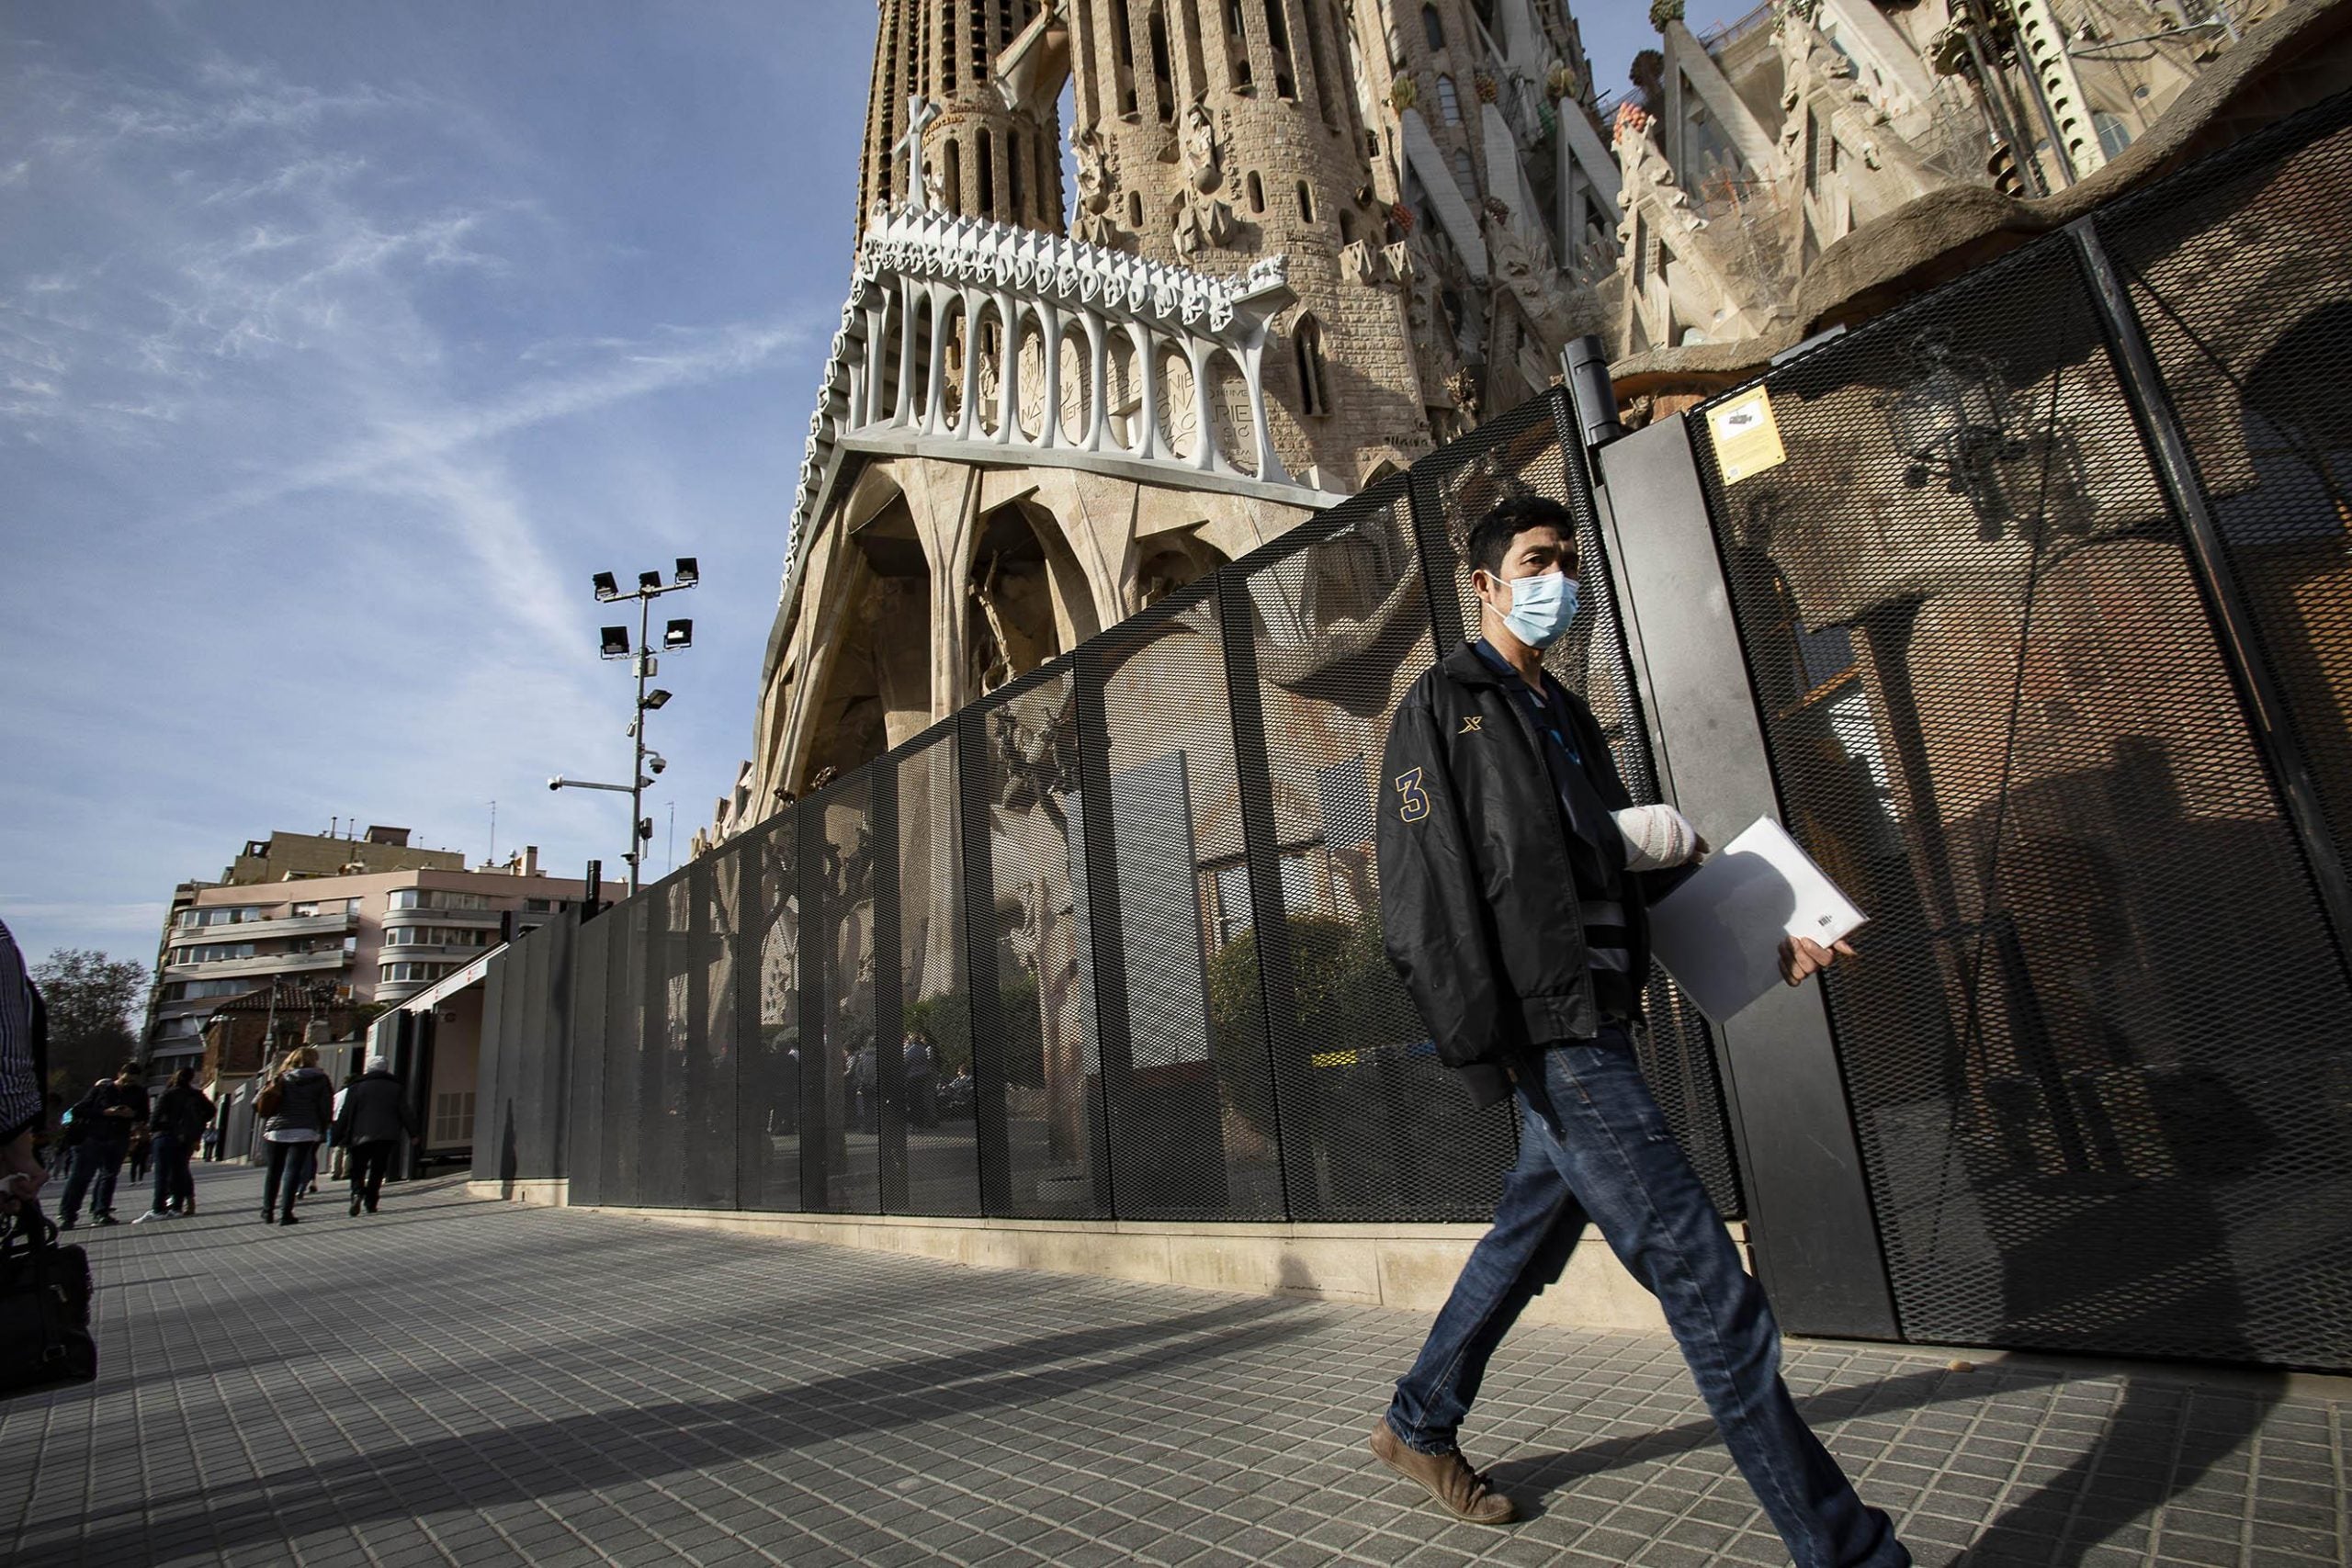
{"left": 58, "top": 1061, "right": 149, "bottom": 1229}
{"left": 333, "top": 1055, "right": 419, "bottom": 1215}
{"left": 1370, "top": 496, "right": 1900, "bottom": 1568}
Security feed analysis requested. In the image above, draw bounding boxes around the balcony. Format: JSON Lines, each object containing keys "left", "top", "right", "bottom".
{"left": 169, "top": 910, "right": 356, "bottom": 949}
{"left": 381, "top": 905, "right": 505, "bottom": 928}
{"left": 162, "top": 949, "right": 350, "bottom": 982}
{"left": 378, "top": 942, "right": 494, "bottom": 962}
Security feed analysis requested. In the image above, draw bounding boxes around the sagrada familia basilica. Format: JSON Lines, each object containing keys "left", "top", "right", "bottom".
{"left": 701, "top": 0, "right": 2279, "bottom": 840}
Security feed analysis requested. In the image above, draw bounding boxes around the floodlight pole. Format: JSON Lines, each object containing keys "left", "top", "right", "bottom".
{"left": 628, "top": 586, "right": 653, "bottom": 895}
{"left": 615, "top": 572, "right": 694, "bottom": 896}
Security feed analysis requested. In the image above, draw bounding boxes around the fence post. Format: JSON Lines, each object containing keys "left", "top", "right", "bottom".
{"left": 1071, "top": 642, "right": 1134, "bottom": 1217}
{"left": 795, "top": 799, "right": 828, "bottom": 1211}
{"left": 956, "top": 705, "right": 1014, "bottom": 1215}
{"left": 2069, "top": 217, "right": 2352, "bottom": 987}
{"left": 1214, "top": 568, "right": 1298, "bottom": 1219}
{"left": 873, "top": 759, "right": 909, "bottom": 1213}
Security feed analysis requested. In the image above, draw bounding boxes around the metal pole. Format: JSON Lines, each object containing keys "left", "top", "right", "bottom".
{"left": 629, "top": 590, "right": 650, "bottom": 895}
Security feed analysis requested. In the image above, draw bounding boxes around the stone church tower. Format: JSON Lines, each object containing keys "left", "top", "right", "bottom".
{"left": 860, "top": 1, "right": 1066, "bottom": 231}
{"left": 1047, "top": 0, "right": 1434, "bottom": 486}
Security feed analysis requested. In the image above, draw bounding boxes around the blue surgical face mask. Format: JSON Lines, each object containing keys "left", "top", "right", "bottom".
{"left": 1498, "top": 570, "right": 1579, "bottom": 649}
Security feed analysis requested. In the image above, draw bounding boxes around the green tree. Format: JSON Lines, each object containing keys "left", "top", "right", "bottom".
{"left": 32, "top": 948, "right": 147, "bottom": 1094}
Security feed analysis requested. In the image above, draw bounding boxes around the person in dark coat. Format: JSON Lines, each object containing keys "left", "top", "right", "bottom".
{"left": 257, "top": 1046, "right": 335, "bottom": 1225}
{"left": 1367, "top": 497, "right": 1888, "bottom": 1567}
{"left": 58, "top": 1062, "right": 148, "bottom": 1229}
{"left": 332, "top": 1056, "right": 420, "bottom": 1216}
{"left": 138, "top": 1067, "right": 214, "bottom": 1220}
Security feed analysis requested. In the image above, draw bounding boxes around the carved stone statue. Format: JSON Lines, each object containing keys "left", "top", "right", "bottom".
{"left": 1071, "top": 126, "right": 1119, "bottom": 245}
{"left": 1611, "top": 101, "right": 1703, "bottom": 242}
{"left": 1487, "top": 213, "right": 1599, "bottom": 354}
{"left": 1169, "top": 102, "right": 1236, "bottom": 258}
{"left": 922, "top": 158, "right": 946, "bottom": 212}
{"left": 1774, "top": 5, "right": 1934, "bottom": 187}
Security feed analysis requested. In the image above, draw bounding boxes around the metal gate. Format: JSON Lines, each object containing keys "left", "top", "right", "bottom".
{"left": 1678, "top": 92, "right": 2352, "bottom": 1369}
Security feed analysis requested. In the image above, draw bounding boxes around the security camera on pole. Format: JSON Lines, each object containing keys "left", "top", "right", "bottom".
{"left": 552, "top": 558, "right": 697, "bottom": 897}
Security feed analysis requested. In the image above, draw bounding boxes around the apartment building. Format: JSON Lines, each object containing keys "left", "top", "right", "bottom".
{"left": 141, "top": 826, "right": 587, "bottom": 1079}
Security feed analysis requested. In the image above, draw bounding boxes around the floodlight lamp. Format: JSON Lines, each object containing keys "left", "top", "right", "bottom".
{"left": 599, "top": 626, "right": 631, "bottom": 659}
{"left": 673, "top": 557, "right": 699, "bottom": 587}
{"left": 641, "top": 688, "right": 673, "bottom": 711}
{"left": 664, "top": 618, "right": 693, "bottom": 649}
{"left": 592, "top": 571, "right": 620, "bottom": 602}
{"left": 639, "top": 570, "right": 662, "bottom": 593}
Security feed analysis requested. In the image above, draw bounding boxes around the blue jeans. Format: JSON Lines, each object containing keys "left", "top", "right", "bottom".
{"left": 1388, "top": 1033, "right": 1906, "bottom": 1568}
{"left": 59, "top": 1139, "right": 129, "bottom": 1222}
{"left": 261, "top": 1139, "right": 320, "bottom": 1218}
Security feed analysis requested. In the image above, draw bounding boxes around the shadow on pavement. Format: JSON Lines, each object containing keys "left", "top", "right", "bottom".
{"left": 49, "top": 1299, "right": 1317, "bottom": 1561}
{"left": 1487, "top": 1358, "right": 2280, "bottom": 1565}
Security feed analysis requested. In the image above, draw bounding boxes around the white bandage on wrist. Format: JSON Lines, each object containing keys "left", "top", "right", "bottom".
{"left": 1611, "top": 804, "right": 1700, "bottom": 871}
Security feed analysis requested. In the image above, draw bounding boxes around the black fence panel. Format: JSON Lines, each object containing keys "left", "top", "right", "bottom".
{"left": 962, "top": 663, "right": 1113, "bottom": 1218}
{"left": 1690, "top": 178, "right": 2352, "bottom": 1367}
{"left": 2097, "top": 91, "right": 2352, "bottom": 921}
{"left": 804, "top": 766, "right": 883, "bottom": 1213}
{"left": 603, "top": 895, "right": 648, "bottom": 1208}
{"left": 741, "top": 811, "right": 802, "bottom": 1211}
{"left": 1084, "top": 586, "right": 1284, "bottom": 1220}
{"left": 681, "top": 853, "right": 740, "bottom": 1211}
{"left": 470, "top": 953, "right": 505, "bottom": 1185}
{"left": 890, "top": 726, "right": 983, "bottom": 1215}
{"left": 566, "top": 912, "right": 608, "bottom": 1209}
{"left": 1411, "top": 395, "right": 1747, "bottom": 1220}
{"left": 1223, "top": 479, "right": 1511, "bottom": 1221}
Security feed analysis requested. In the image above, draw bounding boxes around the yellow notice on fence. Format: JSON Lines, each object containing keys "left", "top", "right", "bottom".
{"left": 1707, "top": 388, "right": 1787, "bottom": 484}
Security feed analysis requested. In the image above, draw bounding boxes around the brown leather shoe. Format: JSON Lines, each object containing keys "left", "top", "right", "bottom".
{"left": 1368, "top": 1416, "right": 1516, "bottom": 1525}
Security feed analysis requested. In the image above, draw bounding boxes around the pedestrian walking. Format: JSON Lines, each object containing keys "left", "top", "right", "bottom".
{"left": 255, "top": 1047, "right": 334, "bottom": 1225}
{"left": 900, "top": 1031, "right": 938, "bottom": 1129}
{"left": 333, "top": 1056, "right": 419, "bottom": 1215}
{"left": 0, "top": 917, "right": 47, "bottom": 1219}
{"left": 1368, "top": 497, "right": 1899, "bottom": 1568}
{"left": 328, "top": 1072, "right": 359, "bottom": 1182}
{"left": 199, "top": 1086, "right": 223, "bottom": 1162}
{"left": 125, "top": 1125, "right": 152, "bottom": 1186}
{"left": 136, "top": 1068, "right": 213, "bottom": 1222}
{"left": 57, "top": 1062, "right": 149, "bottom": 1230}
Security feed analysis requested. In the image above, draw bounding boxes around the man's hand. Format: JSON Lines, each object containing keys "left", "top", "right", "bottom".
{"left": 0, "top": 1130, "right": 44, "bottom": 1215}
{"left": 1779, "top": 934, "right": 1858, "bottom": 987}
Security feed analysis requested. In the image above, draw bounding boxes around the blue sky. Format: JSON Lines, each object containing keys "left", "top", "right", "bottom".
{"left": 1, "top": 2, "right": 1662, "bottom": 972}
{"left": 1, "top": 3, "right": 879, "bottom": 966}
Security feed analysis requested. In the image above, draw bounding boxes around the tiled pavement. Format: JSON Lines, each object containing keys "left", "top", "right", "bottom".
{"left": 4, "top": 1164, "right": 2345, "bottom": 1568}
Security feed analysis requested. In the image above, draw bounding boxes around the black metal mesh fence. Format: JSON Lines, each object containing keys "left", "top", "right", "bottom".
{"left": 469, "top": 95, "right": 2352, "bottom": 1371}
{"left": 474, "top": 379, "right": 1739, "bottom": 1235}
{"left": 1686, "top": 95, "right": 2352, "bottom": 1368}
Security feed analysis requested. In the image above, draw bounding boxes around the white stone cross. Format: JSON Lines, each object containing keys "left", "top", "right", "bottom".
{"left": 894, "top": 96, "right": 941, "bottom": 209}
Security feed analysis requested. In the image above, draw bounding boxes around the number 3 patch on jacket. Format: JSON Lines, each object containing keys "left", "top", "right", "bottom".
{"left": 1394, "top": 768, "right": 1430, "bottom": 822}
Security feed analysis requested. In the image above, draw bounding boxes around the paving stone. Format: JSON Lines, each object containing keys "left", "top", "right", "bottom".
{"left": 6, "top": 1166, "right": 2347, "bottom": 1568}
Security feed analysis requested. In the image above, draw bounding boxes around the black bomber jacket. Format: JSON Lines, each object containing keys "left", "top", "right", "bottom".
{"left": 1376, "top": 640, "right": 1679, "bottom": 1111}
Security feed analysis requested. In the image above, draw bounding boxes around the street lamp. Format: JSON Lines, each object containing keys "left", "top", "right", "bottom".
{"left": 565, "top": 562, "right": 699, "bottom": 895}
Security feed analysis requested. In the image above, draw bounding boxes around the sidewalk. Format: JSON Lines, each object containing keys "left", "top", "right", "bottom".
{"left": 4, "top": 1162, "right": 2343, "bottom": 1567}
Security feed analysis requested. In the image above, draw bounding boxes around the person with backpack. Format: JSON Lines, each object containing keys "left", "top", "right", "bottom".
{"left": 136, "top": 1067, "right": 213, "bottom": 1222}
{"left": 57, "top": 1063, "right": 148, "bottom": 1230}
{"left": 255, "top": 1047, "right": 334, "bottom": 1225}
{"left": 333, "top": 1056, "right": 420, "bottom": 1215}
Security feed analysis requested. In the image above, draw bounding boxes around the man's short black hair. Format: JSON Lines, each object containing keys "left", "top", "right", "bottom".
{"left": 1464, "top": 494, "right": 1577, "bottom": 580}
{"left": 118, "top": 1060, "right": 140, "bottom": 1078}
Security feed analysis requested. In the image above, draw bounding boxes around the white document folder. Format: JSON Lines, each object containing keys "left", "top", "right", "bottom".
{"left": 1647, "top": 817, "right": 1867, "bottom": 1025}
